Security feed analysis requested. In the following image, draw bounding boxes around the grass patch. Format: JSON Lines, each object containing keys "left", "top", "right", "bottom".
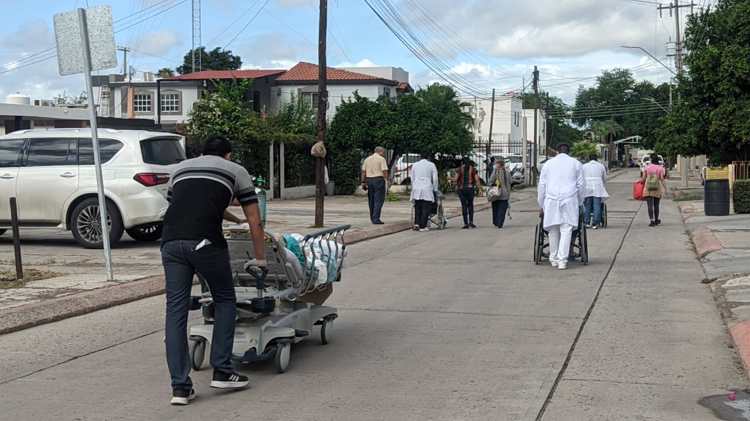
{"left": 0, "top": 269, "right": 60, "bottom": 288}
{"left": 386, "top": 191, "right": 403, "bottom": 202}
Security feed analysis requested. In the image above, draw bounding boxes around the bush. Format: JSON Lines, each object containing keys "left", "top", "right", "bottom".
{"left": 571, "top": 141, "right": 599, "bottom": 161}
{"left": 734, "top": 180, "right": 750, "bottom": 214}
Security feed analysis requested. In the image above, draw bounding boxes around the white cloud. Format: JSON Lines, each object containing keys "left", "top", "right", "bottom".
{"left": 277, "top": 0, "right": 314, "bottom": 8}
{"left": 131, "top": 30, "right": 182, "bottom": 57}
{"left": 335, "top": 58, "right": 379, "bottom": 68}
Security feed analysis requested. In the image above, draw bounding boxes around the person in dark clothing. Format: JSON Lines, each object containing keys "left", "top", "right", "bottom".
{"left": 488, "top": 159, "right": 512, "bottom": 228}
{"left": 361, "top": 146, "right": 389, "bottom": 224}
{"left": 161, "top": 137, "right": 266, "bottom": 405}
{"left": 455, "top": 158, "right": 482, "bottom": 229}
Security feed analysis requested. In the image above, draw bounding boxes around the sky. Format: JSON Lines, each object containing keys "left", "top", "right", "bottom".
{"left": 0, "top": 0, "right": 717, "bottom": 105}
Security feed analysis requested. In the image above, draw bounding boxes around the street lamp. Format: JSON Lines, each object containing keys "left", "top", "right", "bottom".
{"left": 620, "top": 45, "right": 677, "bottom": 76}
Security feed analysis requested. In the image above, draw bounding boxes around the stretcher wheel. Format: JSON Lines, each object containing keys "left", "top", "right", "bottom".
{"left": 189, "top": 338, "right": 206, "bottom": 371}
{"left": 274, "top": 342, "right": 291, "bottom": 373}
{"left": 320, "top": 320, "right": 332, "bottom": 345}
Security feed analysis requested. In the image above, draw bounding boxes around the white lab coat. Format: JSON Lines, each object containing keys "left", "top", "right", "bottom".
{"left": 410, "top": 159, "right": 439, "bottom": 202}
{"left": 537, "top": 153, "right": 584, "bottom": 229}
{"left": 582, "top": 160, "right": 609, "bottom": 199}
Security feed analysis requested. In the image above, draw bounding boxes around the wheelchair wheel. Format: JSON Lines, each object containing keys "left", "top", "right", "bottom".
{"left": 533, "top": 224, "right": 544, "bottom": 265}
{"left": 580, "top": 225, "right": 589, "bottom": 265}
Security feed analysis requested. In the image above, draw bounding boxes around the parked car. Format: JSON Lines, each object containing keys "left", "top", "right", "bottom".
{"left": 392, "top": 153, "right": 421, "bottom": 185}
{"left": 0, "top": 128, "right": 185, "bottom": 248}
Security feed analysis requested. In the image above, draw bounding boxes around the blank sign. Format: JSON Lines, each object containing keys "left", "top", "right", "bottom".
{"left": 53, "top": 6, "right": 117, "bottom": 76}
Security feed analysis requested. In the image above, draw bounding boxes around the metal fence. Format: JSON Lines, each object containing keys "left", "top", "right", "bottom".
{"left": 733, "top": 161, "right": 750, "bottom": 181}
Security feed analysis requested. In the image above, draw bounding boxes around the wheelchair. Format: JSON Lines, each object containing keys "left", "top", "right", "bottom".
{"left": 533, "top": 211, "right": 589, "bottom": 265}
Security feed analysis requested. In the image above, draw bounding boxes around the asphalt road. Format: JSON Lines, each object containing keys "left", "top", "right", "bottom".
{"left": 0, "top": 170, "right": 744, "bottom": 420}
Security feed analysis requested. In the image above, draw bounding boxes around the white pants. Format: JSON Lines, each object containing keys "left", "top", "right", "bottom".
{"left": 548, "top": 223, "right": 574, "bottom": 264}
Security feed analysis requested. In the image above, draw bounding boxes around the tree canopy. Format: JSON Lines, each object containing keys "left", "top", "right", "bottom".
{"left": 176, "top": 47, "right": 242, "bottom": 75}
{"left": 573, "top": 69, "right": 671, "bottom": 148}
{"left": 656, "top": 0, "right": 750, "bottom": 163}
{"left": 327, "top": 84, "right": 474, "bottom": 194}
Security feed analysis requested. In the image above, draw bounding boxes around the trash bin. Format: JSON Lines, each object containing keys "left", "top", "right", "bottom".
{"left": 705, "top": 179, "right": 730, "bottom": 216}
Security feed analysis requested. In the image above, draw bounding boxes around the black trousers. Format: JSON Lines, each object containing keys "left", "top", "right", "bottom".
{"left": 367, "top": 177, "right": 386, "bottom": 223}
{"left": 458, "top": 188, "right": 475, "bottom": 225}
{"left": 414, "top": 200, "right": 431, "bottom": 229}
{"left": 646, "top": 197, "right": 661, "bottom": 221}
{"left": 491, "top": 200, "right": 509, "bottom": 227}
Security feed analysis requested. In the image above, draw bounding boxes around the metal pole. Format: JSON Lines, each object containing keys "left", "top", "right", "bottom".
{"left": 9, "top": 198, "right": 22, "bottom": 281}
{"left": 486, "top": 88, "right": 495, "bottom": 182}
{"left": 314, "top": 0, "right": 328, "bottom": 227}
{"left": 78, "top": 8, "right": 113, "bottom": 281}
{"left": 532, "top": 66, "right": 539, "bottom": 185}
{"left": 674, "top": 0, "right": 689, "bottom": 188}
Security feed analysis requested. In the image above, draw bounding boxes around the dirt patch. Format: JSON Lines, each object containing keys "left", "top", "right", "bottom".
{"left": 0, "top": 269, "right": 61, "bottom": 288}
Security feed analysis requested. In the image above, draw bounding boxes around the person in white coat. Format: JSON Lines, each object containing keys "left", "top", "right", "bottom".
{"left": 537, "top": 144, "right": 584, "bottom": 270}
{"left": 582, "top": 155, "right": 609, "bottom": 229}
{"left": 410, "top": 153, "right": 439, "bottom": 232}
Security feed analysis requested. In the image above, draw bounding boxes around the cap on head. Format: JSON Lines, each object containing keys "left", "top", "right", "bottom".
{"left": 203, "top": 136, "right": 232, "bottom": 157}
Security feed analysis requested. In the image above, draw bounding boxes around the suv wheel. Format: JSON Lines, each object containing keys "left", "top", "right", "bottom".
{"left": 127, "top": 223, "right": 163, "bottom": 242}
{"left": 71, "top": 198, "right": 124, "bottom": 249}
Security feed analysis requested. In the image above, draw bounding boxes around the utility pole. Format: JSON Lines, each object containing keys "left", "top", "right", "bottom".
{"left": 486, "top": 88, "right": 496, "bottom": 182}
{"left": 192, "top": 0, "right": 202, "bottom": 73}
{"left": 117, "top": 46, "right": 130, "bottom": 77}
{"left": 532, "top": 66, "right": 539, "bottom": 185}
{"left": 659, "top": 0, "right": 695, "bottom": 187}
{"left": 545, "top": 92, "right": 551, "bottom": 159}
{"left": 314, "top": 0, "right": 328, "bottom": 227}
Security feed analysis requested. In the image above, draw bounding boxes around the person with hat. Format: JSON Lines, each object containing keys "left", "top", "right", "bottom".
{"left": 537, "top": 143, "right": 584, "bottom": 270}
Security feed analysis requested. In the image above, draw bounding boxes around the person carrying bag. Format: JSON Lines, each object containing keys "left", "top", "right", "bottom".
{"left": 488, "top": 159, "right": 512, "bottom": 229}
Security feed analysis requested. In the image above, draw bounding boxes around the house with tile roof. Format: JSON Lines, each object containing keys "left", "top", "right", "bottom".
{"left": 269, "top": 62, "right": 407, "bottom": 120}
{"left": 98, "top": 63, "right": 410, "bottom": 128}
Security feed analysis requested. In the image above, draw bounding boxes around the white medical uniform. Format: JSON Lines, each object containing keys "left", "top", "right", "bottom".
{"left": 410, "top": 159, "right": 438, "bottom": 202}
{"left": 582, "top": 160, "right": 609, "bottom": 199}
{"left": 537, "top": 153, "right": 584, "bottom": 264}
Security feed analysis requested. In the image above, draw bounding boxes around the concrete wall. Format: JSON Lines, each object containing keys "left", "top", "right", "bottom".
{"left": 341, "top": 67, "right": 409, "bottom": 84}
{"left": 472, "top": 96, "right": 523, "bottom": 150}
{"left": 112, "top": 83, "right": 199, "bottom": 124}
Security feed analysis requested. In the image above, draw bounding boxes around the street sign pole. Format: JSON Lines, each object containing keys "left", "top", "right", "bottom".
{"left": 77, "top": 8, "right": 113, "bottom": 280}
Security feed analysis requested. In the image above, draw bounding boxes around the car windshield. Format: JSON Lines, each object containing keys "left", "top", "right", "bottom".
{"left": 140, "top": 137, "right": 185, "bottom": 165}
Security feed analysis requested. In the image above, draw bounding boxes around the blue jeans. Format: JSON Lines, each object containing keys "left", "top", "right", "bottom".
{"left": 161, "top": 240, "right": 237, "bottom": 392}
{"left": 367, "top": 177, "right": 386, "bottom": 223}
{"left": 583, "top": 197, "right": 603, "bottom": 226}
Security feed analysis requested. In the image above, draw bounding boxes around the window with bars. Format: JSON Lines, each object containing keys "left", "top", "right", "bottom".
{"left": 133, "top": 93, "right": 152, "bottom": 113}
{"left": 160, "top": 92, "right": 181, "bottom": 113}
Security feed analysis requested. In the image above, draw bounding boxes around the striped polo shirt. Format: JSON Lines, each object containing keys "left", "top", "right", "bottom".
{"left": 162, "top": 155, "right": 257, "bottom": 248}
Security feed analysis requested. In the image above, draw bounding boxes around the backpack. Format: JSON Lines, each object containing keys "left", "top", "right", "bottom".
{"left": 646, "top": 173, "right": 660, "bottom": 192}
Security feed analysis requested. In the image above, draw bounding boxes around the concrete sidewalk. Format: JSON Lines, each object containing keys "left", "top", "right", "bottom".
{"left": 0, "top": 190, "right": 532, "bottom": 334}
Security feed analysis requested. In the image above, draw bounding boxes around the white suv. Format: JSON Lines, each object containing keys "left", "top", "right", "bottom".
{"left": 0, "top": 128, "right": 185, "bottom": 248}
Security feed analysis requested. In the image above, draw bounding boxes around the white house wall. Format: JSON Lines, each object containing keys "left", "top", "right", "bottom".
{"left": 271, "top": 84, "right": 396, "bottom": 120}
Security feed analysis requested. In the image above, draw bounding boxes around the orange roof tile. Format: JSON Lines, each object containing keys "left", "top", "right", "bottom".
{"left": 276, "top": 62, "right": 395, "bottom": 84}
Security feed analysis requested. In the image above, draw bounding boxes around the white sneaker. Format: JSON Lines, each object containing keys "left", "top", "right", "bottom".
{"left": 419, "top": 228, "right": 429, "bottom": 232}
{"left": 558, "top": 262, "right": 568, "bottom": 270}
{"left": 170, "top": 389, "right": 197, "bottom": 405}
{"left": 550, "top": 259, "right": 559, "bottom": 268}
{"left": 592, "top": 225, "right": 598, "bottom": 230}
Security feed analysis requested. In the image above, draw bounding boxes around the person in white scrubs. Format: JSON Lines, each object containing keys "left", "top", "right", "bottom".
{"left": 410, "top": 153, "right": 439, "bottom": 232}
{"left": 582, "top": 154, "right": 609, "bottom": 229}
{"left": 537, "top": 144, "right": 584, "bottom": 270}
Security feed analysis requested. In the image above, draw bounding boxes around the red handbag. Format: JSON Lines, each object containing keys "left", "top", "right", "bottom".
{"left": 633, "top": 180, "right": 645, "bottom": 201}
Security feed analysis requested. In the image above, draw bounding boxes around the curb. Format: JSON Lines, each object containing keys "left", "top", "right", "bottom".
{"left": 729, "top": 320, "right": 750, "bottom": 380}
{"left": 690, "top": 225, "right": 723, "bottom": 258}
{"left": 1, "top": 201, "right": 498, "bottom": 335}
{"left": 0, "top": 275, "right": 165, "bottom": 336}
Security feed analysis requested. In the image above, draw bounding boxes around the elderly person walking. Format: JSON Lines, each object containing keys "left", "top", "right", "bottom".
{"left": 361, "top": 146, "right": 389, "bottom": 225}
{"left": 410, "top": 152, "right": 439, "bottom": 232}
{"left": 488, "top": 159, "right": 512, "bottom": 229}
{"left": 538, "top": 143, "right": 584, "bottom": 270}
{"left": 582, "top": 154, "right": 609, "bottom": 229}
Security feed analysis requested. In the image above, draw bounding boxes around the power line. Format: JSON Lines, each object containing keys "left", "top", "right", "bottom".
{"left": 224, "top": 0, "right": 272, "bottom": 48}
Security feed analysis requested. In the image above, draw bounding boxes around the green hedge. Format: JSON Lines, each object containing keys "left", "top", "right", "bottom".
{"left": 734, "top": 180, "right": 750, "bottom": 214}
